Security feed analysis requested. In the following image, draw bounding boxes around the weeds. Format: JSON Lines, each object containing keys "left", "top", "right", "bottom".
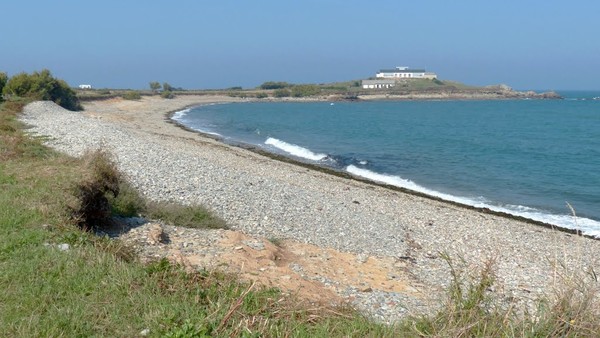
{"left": 144, "top": 201, "right": 228, "bottom": 230}
{"left": 70, "top": 150, "right": 120, "bottom": 229}
{"left": 268, "top": 236, "right": 284, "bottom": 247}
{"left": 397, "top": 251, "right": 600, "bottom": 337}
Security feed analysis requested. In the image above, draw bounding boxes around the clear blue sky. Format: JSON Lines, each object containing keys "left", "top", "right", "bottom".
{"left": 2, "top": 1, "right": 599, "bottom": 90}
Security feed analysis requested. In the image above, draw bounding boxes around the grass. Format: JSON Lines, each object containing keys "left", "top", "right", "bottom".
{"left": 0, "top": 99, "right": 398, "bottom": 336}
{"left": 3, "top": 98, "right": 600, "bottom": 337}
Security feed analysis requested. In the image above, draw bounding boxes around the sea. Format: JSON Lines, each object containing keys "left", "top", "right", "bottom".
{"left": 172, "top": 91, "right": 600, "bottom": 237}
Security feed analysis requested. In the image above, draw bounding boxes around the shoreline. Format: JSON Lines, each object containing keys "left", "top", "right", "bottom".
{"left": 20, "top": 95, "right": 600, "bottom": 321}
{"left": 165, "top": 100, "right": 596, "bottom": 240}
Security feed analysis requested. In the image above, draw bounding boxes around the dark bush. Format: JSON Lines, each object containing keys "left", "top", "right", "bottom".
{"left": 259, "top": 81, "right": 290, "bottom": 90}
{"left": 2, "top": 69, "right": 81, "bottom": 110}
{"left": 72, "top": 150, "right": 121, "bottom": 228}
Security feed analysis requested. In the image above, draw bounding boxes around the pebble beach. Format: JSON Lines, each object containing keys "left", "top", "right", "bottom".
{"left": 20, "top": 96, "right": 600, "bottom": 323}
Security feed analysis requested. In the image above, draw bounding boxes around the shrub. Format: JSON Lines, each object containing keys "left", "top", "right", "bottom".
{"left": 161, "top": 90, "right": 175, "bottom": 99}
{"left": 122, "top": 91, "right": 141, "bottom": 100}
{"left": 71, "top": 150, "right": 121, "bottom": 229}
{"left": 259, "top": 81, "right": 290, "bottom": 90}
{"left": 107, "top": 181, "right": 146, "bottom": 217}
{"left": 1, "top": 69, "right": 81, "bottom": 110}
{"left": 273, "top": 88, "right": 290, "bottom": 98}
{"left": 255, "top": 92, "right": 268, "bottom": 99}
{"left": 145, "top": 201, "right": 228, "bottom": 230}
{"left": 291, "top": 84, "right": 321, "bottom": 97}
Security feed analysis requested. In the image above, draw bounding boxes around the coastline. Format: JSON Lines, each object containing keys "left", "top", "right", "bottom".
{"left": 166, "top": 99, "right": 593, "bottom": 239}
{"left": 20, "top": 95, "right": 600, "bottom": 322}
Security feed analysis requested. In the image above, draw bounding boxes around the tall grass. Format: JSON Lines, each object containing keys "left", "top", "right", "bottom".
{"left": 397, "top": 251, "right": 600, "bottom": 337}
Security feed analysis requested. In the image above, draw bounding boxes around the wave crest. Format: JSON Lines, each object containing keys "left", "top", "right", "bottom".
{"left": 265, "top": 138, "right": 327, "bottom": 161}
{"left": 346, "top": 165, "right": 600, "bottom": 237}
{"left": 171, "top": 108, "right": 191, "bottom": 120}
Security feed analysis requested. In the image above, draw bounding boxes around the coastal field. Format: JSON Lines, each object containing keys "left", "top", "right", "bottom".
{"left": 20, "top": 95, "right": 600, "bottom": 324}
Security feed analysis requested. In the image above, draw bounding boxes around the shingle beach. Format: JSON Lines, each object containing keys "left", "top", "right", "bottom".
{"left": 20, "top": 96, "right": 600, "bottom": 323}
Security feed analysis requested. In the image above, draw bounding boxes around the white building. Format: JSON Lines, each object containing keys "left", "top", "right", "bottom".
{"left": 362, "top": 79, "right": 396, "bottom": 89}
{"left": 376, "top": 67, "right": 437, "bottom": 79}
{"left": 78, "top": 84, "right": 92, "bottom": 89}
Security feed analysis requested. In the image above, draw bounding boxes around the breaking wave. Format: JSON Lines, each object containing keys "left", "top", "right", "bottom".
{"left": 265, "top": 137, "right": 328, "bottom": 161}
{"left": 346, "top": 165, "right": 600, "bottom": 237}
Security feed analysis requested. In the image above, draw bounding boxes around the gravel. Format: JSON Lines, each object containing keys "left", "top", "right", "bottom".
{"left": 21, "top": 100, "right": 600, "bottom": 323}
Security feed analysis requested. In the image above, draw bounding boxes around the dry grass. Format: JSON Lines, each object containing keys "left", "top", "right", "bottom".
{"left": 401, "top": 243, "right": 600, "bottom": 337}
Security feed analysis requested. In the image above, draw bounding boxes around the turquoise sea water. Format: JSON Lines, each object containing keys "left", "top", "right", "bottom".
{"left": 173, "top": 92, "right": 600, "bottom": 236}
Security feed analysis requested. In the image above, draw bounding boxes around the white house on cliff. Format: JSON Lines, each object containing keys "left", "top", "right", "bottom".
{"left": 376, "top": 66, "right": 437, "bottom": 79}
{"left": 362, "top": 66, "right": 437, "bottom": 89}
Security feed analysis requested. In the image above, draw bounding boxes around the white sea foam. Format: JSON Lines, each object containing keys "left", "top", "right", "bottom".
{"left": 346, "top": 165, "right": 600, "bottom": 237}
{"left": 171, "top": 108, "right": 223, "bottom": 136}
{"left": 265, "top": 137, "right": 327, "bottom": 161}
{"left": 346, "top": 165, "right": 474, "bottom": 205}
{"left": 483, "top": 204, "right": 600, "bottom": 238}
{"left": 171, "top": 108, "right": 191, "bottom": 120}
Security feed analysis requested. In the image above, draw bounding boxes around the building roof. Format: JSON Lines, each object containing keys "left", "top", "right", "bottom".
{"left": 362, "top": 79, "right": 396, "bottom": 84}
{"left": 378, "top": 69, "right": 426, "bottom": 73}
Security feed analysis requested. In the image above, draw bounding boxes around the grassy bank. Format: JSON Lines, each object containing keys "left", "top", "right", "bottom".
{"left": 2, "top": 98, "right": 600, "bottom": 337}
{"left": 0, "top": 100, "right": 396, "bottom": 336}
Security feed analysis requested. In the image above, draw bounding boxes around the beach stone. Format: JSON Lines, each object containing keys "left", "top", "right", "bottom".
{"left": 18, "top": 98, "right": 600, "bottom": 324}
{"left": 57, "top": 243, "right": 70, "bottom": 251}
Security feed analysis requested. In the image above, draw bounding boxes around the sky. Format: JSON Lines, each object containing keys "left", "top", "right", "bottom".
{"left": 2, "top": 1, "right": 599, "bottom": 90}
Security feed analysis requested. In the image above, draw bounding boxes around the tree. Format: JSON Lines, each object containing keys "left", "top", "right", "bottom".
{"left": 162, "top": 82, "right": 173, "bottom": 92}
{"left": 149, "top": 81, "right": 161, "bottom": 92}
{"left": 2, "top": 69, "right": 81, "bottom": 110}
{"left": 0, "top": 72, "right": 7, "bottom": 102}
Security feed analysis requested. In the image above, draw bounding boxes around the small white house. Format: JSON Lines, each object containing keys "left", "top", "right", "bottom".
{"left": 362, "top": 79, "right": 396, "bottom": 89}
{"left": 78, "top": 84, "right": 92, "bottom": 90}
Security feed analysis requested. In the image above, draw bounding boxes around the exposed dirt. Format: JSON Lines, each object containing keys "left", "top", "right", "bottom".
{"left": 113, "top": 221, "right": 426, "bottom": 308}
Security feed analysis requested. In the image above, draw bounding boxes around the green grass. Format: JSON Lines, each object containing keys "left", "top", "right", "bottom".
{"left": 3, "top": 98, "right": 600, "bottom": 337}
{"left": 0, "top": 99, "right": 398, "bottom": 337}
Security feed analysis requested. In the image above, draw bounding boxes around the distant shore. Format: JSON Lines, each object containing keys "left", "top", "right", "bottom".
{"left": 21, "top": 95, "right": 600, "bottom": 321}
